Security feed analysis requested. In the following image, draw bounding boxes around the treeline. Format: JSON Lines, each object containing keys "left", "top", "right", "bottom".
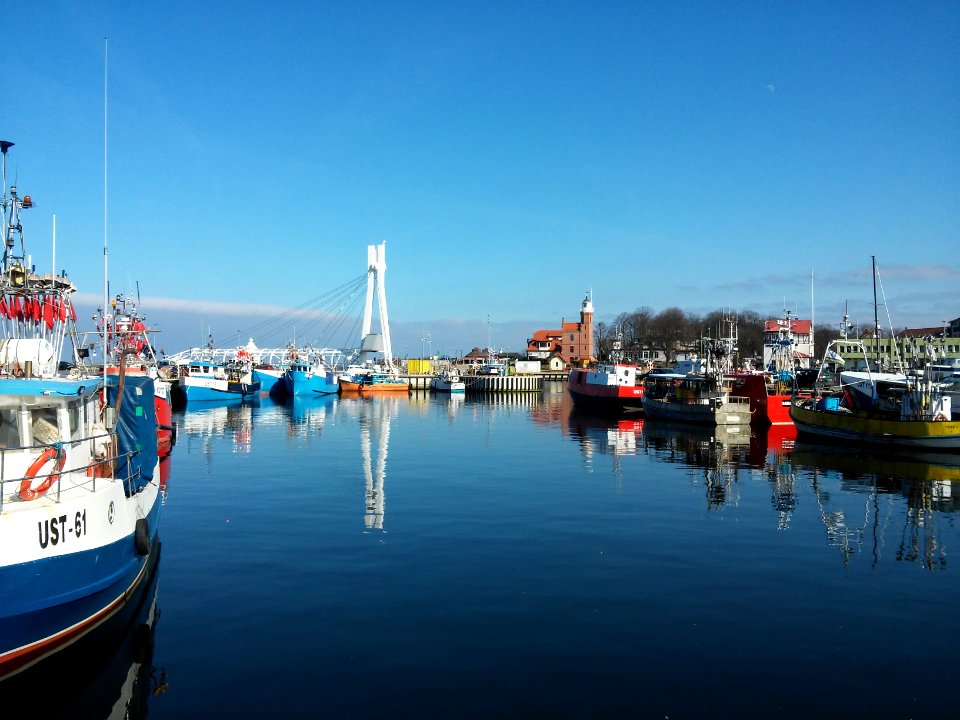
{"left": 598, "top": 306, "right": 835, "bottom": 365}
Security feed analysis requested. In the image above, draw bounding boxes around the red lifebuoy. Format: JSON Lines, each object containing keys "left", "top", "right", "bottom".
{"left": 19, "top": 447, "right": 66, "bottom": 501}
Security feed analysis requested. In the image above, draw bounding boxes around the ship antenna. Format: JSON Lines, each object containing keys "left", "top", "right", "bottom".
{"left": 102, "top": 37, "right": 109, "bottom": 395}
{"left": 1, "top": 140, "right": 13, "bottom": 271}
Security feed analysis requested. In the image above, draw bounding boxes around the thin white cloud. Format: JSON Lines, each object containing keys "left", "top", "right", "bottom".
{"left": 73, "top": 292, "right": 328, "bottom": 318}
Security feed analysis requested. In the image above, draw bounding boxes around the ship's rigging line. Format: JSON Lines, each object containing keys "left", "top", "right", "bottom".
{"left": 214, "top": 272, "right": 368, "bottom": 349}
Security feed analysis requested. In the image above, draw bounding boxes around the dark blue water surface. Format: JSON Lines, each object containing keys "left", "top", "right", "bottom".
{"left": 16, "top": 383, "right": 960, "bottom": 718}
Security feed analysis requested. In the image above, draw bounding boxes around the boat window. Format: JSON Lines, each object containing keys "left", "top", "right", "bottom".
{"left": 67, "top": 399, "right": 81, "bottom": 437}
{"left": 0, "top": 407, "right": 20, "bottom": 448}
{"left": 31, "top": 406, "right": 60, "bottom": 445}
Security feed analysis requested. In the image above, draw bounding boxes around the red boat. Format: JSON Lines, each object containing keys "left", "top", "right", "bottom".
{"left": 568, "top": 363, "right": 645, "bottom": 413}
{"left": 92, "top": 295, "right": 176, "bottom": 456}
{"left": 728, "top": 372, "right": 793, "bottom": 426}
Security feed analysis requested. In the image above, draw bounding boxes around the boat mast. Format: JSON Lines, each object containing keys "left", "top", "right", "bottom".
{"left": 103, "top": 37, "right": 109, "bottom": 393}
{"left": 487, "top": 314, "right": 492, "bottom": 362}
{"left": 871, "top": 255, "right": 880, "bottom": 370}
{"left": 0, "top": 140, "right": 13, "bottom": 273}
{"left": 810, "top": 268, "right": 815, "bottom": 362}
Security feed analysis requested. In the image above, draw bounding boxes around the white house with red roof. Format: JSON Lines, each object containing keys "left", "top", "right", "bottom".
{"left": 763, "top": 313, "right": 814, "bottom": 370}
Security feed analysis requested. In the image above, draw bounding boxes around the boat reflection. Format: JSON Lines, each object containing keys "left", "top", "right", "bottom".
{"left": 567, "top": 409, "right": 644, "bottom": 484}
{"left": 283, "top": 394, "right": 338, "bottom": 437}
{"left": 641, "top": 419, "right": 761, "bottom": 508}
{"left": 784, "top": 441, "right": 958, "bottom": 569}
{"left": 568, "top": 409, "right": 644, "bottom": 457}
{"left": 177, "top": 402, "right": 255, "bottom": 454}
{"left": 1, "top": 546, "right": 166, "bottom": 717}
{"left": 159, "top": 453, "right": 171, "bottom": 502}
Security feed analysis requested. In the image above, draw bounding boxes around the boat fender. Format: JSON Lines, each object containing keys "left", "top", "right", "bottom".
{"left": 135, "top": 518, "right": 150, "bottom": 556}
{"left": 19, "top": 445, "right": 66, "bottom": 501}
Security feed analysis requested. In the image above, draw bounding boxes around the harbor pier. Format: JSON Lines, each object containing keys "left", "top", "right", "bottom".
{"left": 403, "top": 372, "right": 556, "bottom": 393}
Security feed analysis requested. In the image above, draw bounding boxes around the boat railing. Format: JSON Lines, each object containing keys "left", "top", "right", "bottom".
{"left": 0, "top": 432, "right": 146, "bottom": 511}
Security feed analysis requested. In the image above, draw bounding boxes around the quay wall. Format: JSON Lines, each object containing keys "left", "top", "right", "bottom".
{"left": 403, "top": 372, "right": 566, "bottom": 392}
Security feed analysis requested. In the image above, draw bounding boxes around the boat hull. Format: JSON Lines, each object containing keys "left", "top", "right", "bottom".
{"left": 283, "top": 369, "right": 338, "bottom": 396}
{"left": 340, "top": 378, "right": 410, "bottom": 395}
{"left": 182, "top": 377, "right": 261, "bottom": 402}
{"left": 1, "top": 539, "right": 162, "bottom": 713}
{"left": 641, "top": 395, "right": 752, "bottom": 425}
{"left": 430, "top": 377, "right": 466, "bottom": 393}
{"left": 253, "top": 368, "right": 283, "bottom": 395}
{"left": 431, "top": 384, "right": 465, "bottom": 393}
{"left": 0, "top": 473, "right": 161, "bottom": 679}
{"left": 567, "top": 367, "right": 645, "bottom": 413}
{"left": 728, "top": 373, "right": 793, "bottom": 426}
{"left": 789, "top": 403, "right": 960, "bottom": 449}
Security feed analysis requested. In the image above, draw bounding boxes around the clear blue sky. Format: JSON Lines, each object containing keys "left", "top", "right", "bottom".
{"left": 5, "top": 1, "right": 958, "bottom": 356}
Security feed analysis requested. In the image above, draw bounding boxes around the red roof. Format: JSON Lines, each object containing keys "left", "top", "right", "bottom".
{"left": 529, "top": 330, "right": 561, "bottom": 342}
{"left": 903, "top": 327, "right": 947, "bottom": 338}
{"left": 764, "top": 319, "right": 811, "bottom": 334}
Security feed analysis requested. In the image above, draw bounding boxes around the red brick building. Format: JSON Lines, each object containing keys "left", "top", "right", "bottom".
{"left": 526, "top": 294, "right": 595, "bottom": 365}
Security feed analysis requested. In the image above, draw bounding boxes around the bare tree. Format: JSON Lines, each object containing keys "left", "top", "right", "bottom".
{"left": 648, "top": 307, "right": 688, "bottom": 363}
{"left": 595, "top": 321, "right": 610, "bottom": 361}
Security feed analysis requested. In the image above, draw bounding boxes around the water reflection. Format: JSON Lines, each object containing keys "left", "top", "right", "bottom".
{"left": 530, "top": 379, "right": 569, "bottom": 427}
{"left": 641, "top": 419, "right": 759, "bottom": 509}
{"left": 789, "top": 442, "right": 959, "bottom": 570}
{"left": 159, "top": 453, "right": 172, "bottom": 503}
{"left": 560, "top": 405, "right": 958, "bottom": 569}
{"left": 177, "top": 401, "right": 255, "bottom": 455}
{"left": 340, "top": 396, "right": 401, "bottom": 531}
{"left": 284, "top": 394, "right": 338, "bottom": 437}
{"left": 567, "top": 409, "right": 643, "bottom": 484}
{"left": 2, "top": 548, "right": 165, "bottom": 717}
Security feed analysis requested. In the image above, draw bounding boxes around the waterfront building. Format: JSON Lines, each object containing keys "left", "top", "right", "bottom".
{"left": 832, "top": 315, "right": 960, "bottom": 369}
{"left": 526, "top": 293, "right": 595, "bottom": 366}
{"left": 762, "top": 315, "right": 814, "bottom": 370}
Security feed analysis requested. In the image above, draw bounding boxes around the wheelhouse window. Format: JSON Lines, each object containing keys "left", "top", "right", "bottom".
{"left": 0, "top": 407, "right": 19, "bottom": 448}
{"left": 67, "top": 399, "right": 81, "bottom": 437}
{"left": 30, "top": 406, "right": 60, "bottom": 446}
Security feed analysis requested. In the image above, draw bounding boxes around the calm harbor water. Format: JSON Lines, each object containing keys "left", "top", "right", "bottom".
{"left": 11, "top": 382, "right": 960, "bottom": 718}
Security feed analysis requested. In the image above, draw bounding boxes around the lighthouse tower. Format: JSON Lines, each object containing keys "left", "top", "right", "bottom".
{"left": 580, "top": 292, "right": 594, "bottom": 363}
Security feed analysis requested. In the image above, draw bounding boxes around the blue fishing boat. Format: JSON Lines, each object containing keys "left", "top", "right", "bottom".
{"left": 0, "top": 140, "right": 161, "bottom": 679}
{"left": 282, "top": 348, "right": 339, "bottom": 396}
{"left": 253, "top": 366, "right": 284, "bottom": 395}
{"left": 177, "top": 357, "right": 260, "bottom": 403}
